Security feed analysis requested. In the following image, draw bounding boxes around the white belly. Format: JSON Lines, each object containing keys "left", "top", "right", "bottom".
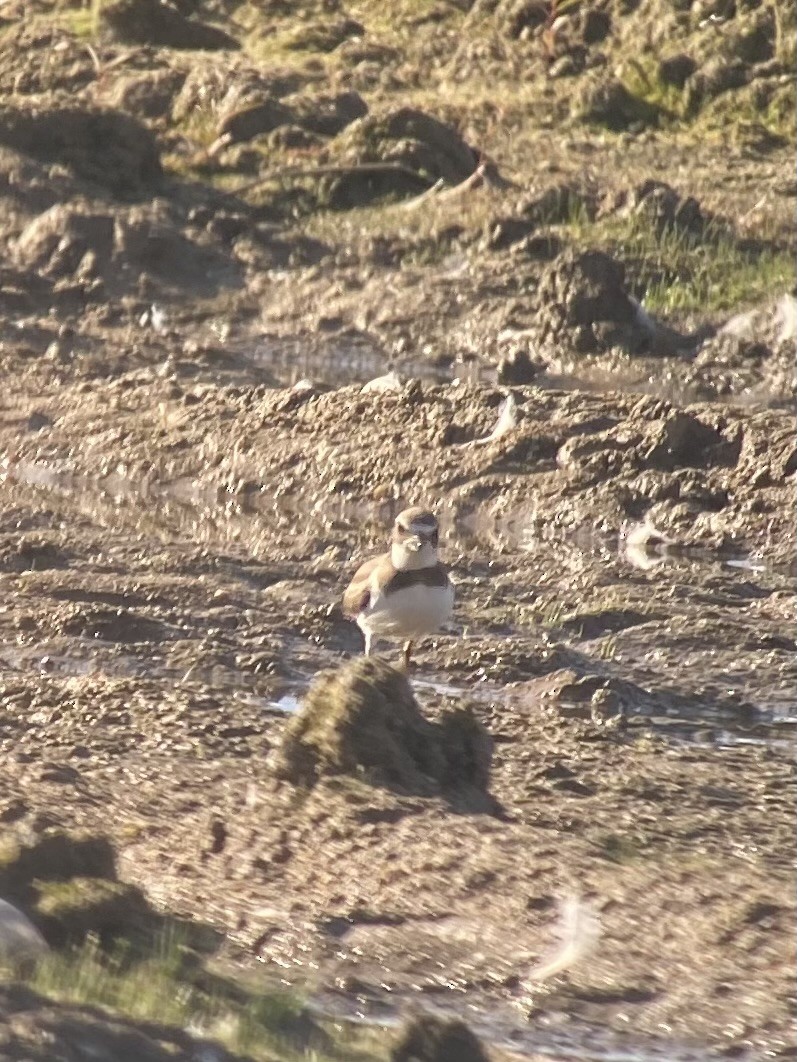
{"left": 358, "top": 580, "right": 454, "bottom": 639}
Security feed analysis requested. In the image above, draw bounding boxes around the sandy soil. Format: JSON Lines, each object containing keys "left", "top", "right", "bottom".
{"left": 0, "top": 1, "right": 795, "bottom": 1059}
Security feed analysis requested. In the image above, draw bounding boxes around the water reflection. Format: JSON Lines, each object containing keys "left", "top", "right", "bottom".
{"left": 3, "top": 457, "right": 794, "bottom": 749}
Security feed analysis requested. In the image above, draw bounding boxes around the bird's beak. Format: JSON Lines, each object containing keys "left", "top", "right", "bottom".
{"left": 405, "top": 535, "right": 423, "bottom": 552}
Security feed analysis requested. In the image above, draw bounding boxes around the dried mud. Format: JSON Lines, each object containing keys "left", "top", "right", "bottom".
{"left": 0, "top": 0, "right": 795, "bottom": 1059}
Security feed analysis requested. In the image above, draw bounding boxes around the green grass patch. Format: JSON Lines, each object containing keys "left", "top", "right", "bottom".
{"left": 642, "top": 240, "right": 794, "bottom": 316}
{"left": 62, "top": 0, "right": 105, "bottom": 39}
{"left": 23, "top": 929, "right": 385, "bottom": 1061}
{"left": 568, "top": 209, "right": 795, "bottom": 317}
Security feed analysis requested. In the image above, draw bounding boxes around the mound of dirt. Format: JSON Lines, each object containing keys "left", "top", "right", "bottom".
{"left": 107, "top": 68, "right": 188, "bottom": 121}
{"left": 100, "top": 0, "right": 239, "bottom": 50}
{"left": 275, "top": 658, "right": 496, "bottom": 812}
{"left": 216, "top": 89, "right": 367, "bottom": 147}
{"left": 321, "top": 106, "right": 480, "bottom": 206}
{"left": 346, "top": 106, "right": 478, "bottom": 183}
{"left": 684, "top": 294, "right": 797, "bottom": 406}
{"left": 530, "top": 248, "right": 691, "bottom": 355}
{"left": 619, "top": 180, "right": 705, "bottom": 235}
{"left": 0, "top": 831, "right": 151, "bottom": 946}
{"left": 0, "top": 107, "right": 162, "bottom": 198}
{"left": 391, "top": 1014, "right": 490, "bottom": 1062}
{"left": 13, "top": 201, "right": 243, "bottom": 297}
{"left": 574, "top": 77, "right": 663, "bottom": 130}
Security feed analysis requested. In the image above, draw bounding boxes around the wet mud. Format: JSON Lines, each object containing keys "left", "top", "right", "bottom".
{"left": 0, "top": 0, "right": 795, "bottom": 1059}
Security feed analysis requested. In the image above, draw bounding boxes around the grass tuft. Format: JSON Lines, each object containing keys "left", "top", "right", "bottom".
{"left": 25, "top": 928, "right": 383, "bottom": 1061}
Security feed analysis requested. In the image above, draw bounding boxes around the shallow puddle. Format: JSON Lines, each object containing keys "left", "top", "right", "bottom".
{"left": 3, "top": 457, "right": 794, "bottom": 750}
{"left": 309, "top": 1002, "right": 723, "bottom": 1062}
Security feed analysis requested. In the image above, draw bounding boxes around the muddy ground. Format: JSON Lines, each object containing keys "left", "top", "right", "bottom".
{"left": 0, "top": 0, "right": 795, "bottom": 1059}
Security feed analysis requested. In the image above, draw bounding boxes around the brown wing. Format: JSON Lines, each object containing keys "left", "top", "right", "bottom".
{"left": 342, "top": 554, "right": 383, "bottom": 618}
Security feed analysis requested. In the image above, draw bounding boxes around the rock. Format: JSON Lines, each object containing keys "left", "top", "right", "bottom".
{"left": 0, "top": 898, "right": 48, "bottom": 964}
{"left": 274, "top": 658, "right": 496, "bottom": 812}
{"left": 391, "top": 1014, "right": 490, "bottom": 1062}
{"left": 0, "top": 107, "right": 161, "bottom": 197}
{"left": 100, "top": 0, "right": 239, "bottom": 49}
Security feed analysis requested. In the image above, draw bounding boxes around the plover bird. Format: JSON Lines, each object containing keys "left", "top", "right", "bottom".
{"left": 343, "top": 507, "right": 454, "bottom": 668}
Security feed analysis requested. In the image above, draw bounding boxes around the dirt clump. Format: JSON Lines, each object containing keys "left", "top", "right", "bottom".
{"left": 530, "top": 248, "right": 685, "bottom": 355}
{"left": 283, "top": 89, "right": 368, "bottom": 137}
{"left": 619, "top": 179, "right": 705, "bottom": 234}
{"left": 275, "top": 658, "right": 496, "bottom": 812}
{"left": 107, "top": 69, "right": 188, "bottom": 122}
{"left": 0, "top": 107, "right": 162, "bottom": 198}
{"left": 574, "top": 77, "right": 662, "bottom": 130}
{"left": 12, "top": 201, "right": 241, "bottom": 297}
{"left": 391, "top": 1014, "right": 491, "bottom": 1062}
{"left": 13, "top": 208, "right": 115, "bottom": 281}
{"left": 216, "top": 89, "right": 367, "bottom": 148}
{"left": 684, "top": 294, "right": 797, "bottom": 406}
{"left": 216, "top": 97, "right": 295, "bottom": 145}
{"left": 100, "top": 0, "right": 240, "bottom": 50}
{"left": 0, "top": 983, "right": 248, "bottom": 1061}
{"left": 321, "top": 106, "right": 480, "bottom": 206}
{"left": 521, "top": 183, "right": 596, "bottom": 226}
{"left": 0, "top": 831, "right": 151, "bottom": 946}
{"left": 345, "top": 107, "right": 478, "bottom": 184}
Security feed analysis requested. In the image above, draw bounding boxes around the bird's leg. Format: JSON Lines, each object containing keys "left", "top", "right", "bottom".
{"left": 401, "top": 640, "right": 414, "bottom": 671}
{"left": 364, "top": 631, "right": 372, "bottom": 656}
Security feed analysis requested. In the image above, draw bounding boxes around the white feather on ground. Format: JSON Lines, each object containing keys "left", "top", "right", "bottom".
{"left": 522, "top": 896, "right": 601, "bottom": 984}
{"left": 458, "top": 392, "right": 518, "bottom": 447}
{"left": 0, "top": 898, "right": 48, "bottom": 963}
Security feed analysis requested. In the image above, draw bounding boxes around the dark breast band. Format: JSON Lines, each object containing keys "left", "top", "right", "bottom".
{"left": 384, "top": 565, "right": 449, "bottom": 594}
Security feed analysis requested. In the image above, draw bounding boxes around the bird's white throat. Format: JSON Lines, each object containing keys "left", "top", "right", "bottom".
{"left": 391, "top": 540, "right": 439, "bottom": 571}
